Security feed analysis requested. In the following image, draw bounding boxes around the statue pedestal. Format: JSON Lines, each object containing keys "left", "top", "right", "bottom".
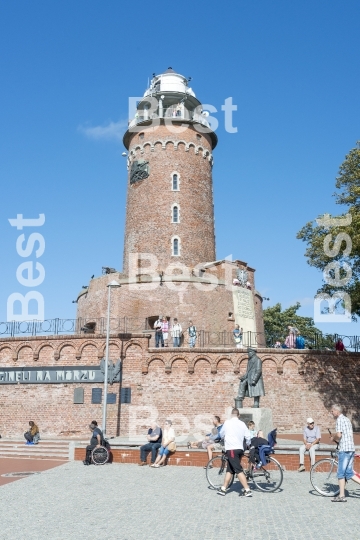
{"left": 236, "top": 408, "right": 273, "bottom": 438}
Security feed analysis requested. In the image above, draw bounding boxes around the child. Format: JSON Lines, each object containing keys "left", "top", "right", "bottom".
{"left": 248, "top": 421, "right": 257, "bottom": 439}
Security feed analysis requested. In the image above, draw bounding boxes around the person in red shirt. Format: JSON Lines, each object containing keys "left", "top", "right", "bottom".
{"left": 335, "top": 338, "right": 346, "bottom": 351}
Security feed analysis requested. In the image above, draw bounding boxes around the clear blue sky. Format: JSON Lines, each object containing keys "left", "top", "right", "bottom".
{"left": 0, "top": 0, "right": 359, "bottom": 335}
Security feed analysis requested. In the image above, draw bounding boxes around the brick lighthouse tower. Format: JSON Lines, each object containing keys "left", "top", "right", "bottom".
{"left": 123, "top": 67, "right": 217, "bottom": 273}
{"left": 77, "top": 68, "right": 264, "bottom": 341}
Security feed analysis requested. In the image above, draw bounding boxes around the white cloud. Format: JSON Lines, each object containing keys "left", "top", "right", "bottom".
{"left": 78, "top": 119, "right": 128, "bottom": 142}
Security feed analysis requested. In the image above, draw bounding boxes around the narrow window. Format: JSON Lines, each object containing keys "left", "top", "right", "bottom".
{"left": 196, "top": 134, "right": 201, "bottom": 140}
{"left": 139, "top": 132, "right": 144, "bottom": 139}
{"left": 173, "top": 238, "right": 179, "bottom": 256}
{"left": 172, "top": 174, "right": 178, "bottom": 190}
{"left": 172, "top": 206, "right": 178, "bottom": 223}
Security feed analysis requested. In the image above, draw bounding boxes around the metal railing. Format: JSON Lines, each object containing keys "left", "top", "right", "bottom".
{"left": 0, "top": 318, "right": 145, "bottom": 338}
{"left": 128, "top": 107, "right": 210, "bottom": 129}
{"left": 0, "top": 319, "right": 358, "bottom": 351}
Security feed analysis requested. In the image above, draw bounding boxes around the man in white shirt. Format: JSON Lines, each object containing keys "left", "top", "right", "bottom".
{"left": 217, "top": 408, "right": 252, "bottom": 497}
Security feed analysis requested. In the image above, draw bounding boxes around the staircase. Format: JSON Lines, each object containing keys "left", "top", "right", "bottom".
{"left": 0, "top": 438, "right": 72, "bottom": 460}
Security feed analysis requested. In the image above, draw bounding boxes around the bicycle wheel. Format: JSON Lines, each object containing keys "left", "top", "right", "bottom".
{"left": 251, "top": 456, "right": 283, "bottom": 492}
{"left": 92, "top": 446, "right": 109, "bottom": 465}
{"left": 206, "top": 455, "right": 234, "bottom": 490}
{"left": 310, "top": 458, "right": 339, "bottom": 497}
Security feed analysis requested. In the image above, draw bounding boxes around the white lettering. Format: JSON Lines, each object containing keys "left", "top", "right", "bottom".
{"left": 7, "top": 291, "right": 44, "bottom": 322}
{"left": 323, "top": 261, "right": 352, "bottom": 287}
{"left": 164, "top": 262, "right": 190, "bottom": 291}
{"left": 16, "top": 233, "right": 45, "bottom": 258}
{"left": 129, "top": 253, "right": 159, "bottom": 290}
{"left": 316, "top": 213, "right": 352, "bottom": 228}
{"left": 193, "top": 104, "right": 218, "bottom": 133}
{"left": 56, "top": 371, "right": 65, "bottom": 381}
{"left": 314, "top": 292, "right": 352, "bottom": 323}
{"left": 221, "top": 97, "right": 238, "bottom": 134}
{"left": 8, "top": 214, "right": 45, "bottom": 230}
{"left": 16, "top": 262, "right": 45, "bottom": 287}
{"left": 323, "top": 233, "right": 352, "bottom": 258}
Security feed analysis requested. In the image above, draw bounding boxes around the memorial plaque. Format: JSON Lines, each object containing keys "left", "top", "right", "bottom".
{"left": 236, "top": 288, "right": 255, "bottom": 319}
{"left": 121, "top": 388, "right": 131, "bottom": 404}
{"left": 92, "top": 388, "right": 102, "bottom": 404}
{"left": 74, "top": 388, "right": 84, "bottom": 404}
{"left": 107, "top": 393, "right": 116, "bottom": 404}
{"left": 232, "top": 287, "right": 257, "bottom": 334}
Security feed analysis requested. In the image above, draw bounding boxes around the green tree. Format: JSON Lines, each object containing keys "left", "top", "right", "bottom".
{"left": 263, "top": 302, "right": 319, "bottom": 340}
{"left": 297, "top": 141, "right": 360, "bottom": 318}
{"left": 263, "top": 303, "right": 335, "bottom": 348}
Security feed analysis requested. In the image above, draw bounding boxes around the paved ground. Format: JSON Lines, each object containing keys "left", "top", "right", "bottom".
{"left": 0, "top": 462, "right": 359, "bottom": 540}
{"left": 0, "top": 458, "right": 64, "bottom": 486}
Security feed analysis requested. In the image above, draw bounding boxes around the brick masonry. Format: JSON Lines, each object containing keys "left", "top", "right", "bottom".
{"left": 123, "top": 124, "right": 216, "bottom": 272}
{"left": 73, "top": 446, "right": 333, "bottom": 471}
{"left": 75, "top": 117, "right": 265, "bottom": 337}
{"left": 1, "top": 333, "right": 359, "bottom": 438}
{"left": 76, "top": 264, "right": 264, "bottom": 336}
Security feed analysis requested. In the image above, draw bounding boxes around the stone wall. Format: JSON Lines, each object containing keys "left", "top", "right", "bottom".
{"left": 1, "top": 334, "right": 359, "bottom": 438}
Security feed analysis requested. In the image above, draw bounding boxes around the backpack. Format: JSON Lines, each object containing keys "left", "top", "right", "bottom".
{"left": 296, "top": 336, "right": 305, "bottom": 349}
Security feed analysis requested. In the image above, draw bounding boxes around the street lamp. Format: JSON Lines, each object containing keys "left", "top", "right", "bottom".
{"left": 102, "top": 279, "right": 121, "bottom": 436}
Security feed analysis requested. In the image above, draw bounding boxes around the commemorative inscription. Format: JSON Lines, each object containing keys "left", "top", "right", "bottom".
{"left": 236, "top": 288, "right": 255, "bottom": 320}
{"left": 0, "top": 359, "right": 122, "bottom": 385}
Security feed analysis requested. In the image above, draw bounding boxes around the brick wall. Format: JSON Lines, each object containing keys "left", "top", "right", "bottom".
{"left": 74, "top": 446, "right": 331, "bottom": 471}
{"left": 76, "top": 261, "right": 264, "bottom": 338}
{"left": 1, "top": 334, "right": 359, "bottom": 438}
{"left": 123, "top": 124, "right": 216, "bottom": 272}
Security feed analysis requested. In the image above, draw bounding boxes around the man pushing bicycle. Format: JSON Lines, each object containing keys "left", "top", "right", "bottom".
{"left": 217, "top": 408, "right": 252, "bottom": 497}
{"left": 330, "top": 404, "right": 360, "bottom": 502}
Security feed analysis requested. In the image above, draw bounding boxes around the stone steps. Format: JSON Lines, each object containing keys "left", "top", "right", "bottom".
{"left": 0, "top": 439, "right": 72, "bottom": 460}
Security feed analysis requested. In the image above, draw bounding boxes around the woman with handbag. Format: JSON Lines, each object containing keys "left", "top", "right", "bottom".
{"left": 151, "top": 420, "right": 176, "bottom": 467}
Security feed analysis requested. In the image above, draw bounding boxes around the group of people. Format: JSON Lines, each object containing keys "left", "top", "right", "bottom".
{"left": 297, "top": 405, "right": 360, "bottom": 502}
{"left": 153, "top": 316, "right": 197, "bottom": 348}
{"left": 137, "top": 411, "right": 268, "bottom": 499}
{"left": 273, "top": 325, "right": 305, "bottom": 349}
{"left": 135, "top": 404, "right": 359, "bottom": 502}
{"left": 138, "top": 420, "right": 176, "bottom": 467}
{"left": 273, "top": 326, "right": 347, "bottom": 351}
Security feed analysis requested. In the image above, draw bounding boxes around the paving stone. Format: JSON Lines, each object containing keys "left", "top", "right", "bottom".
{"left": 0, "top": 462, "right": 360, "bottom": 539}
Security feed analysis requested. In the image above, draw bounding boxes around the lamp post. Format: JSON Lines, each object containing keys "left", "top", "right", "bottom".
{"left": 102, "top": 279, "right": 121, "bottom": 436}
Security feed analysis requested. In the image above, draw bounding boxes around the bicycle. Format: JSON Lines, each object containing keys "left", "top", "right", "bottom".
{"left": 205, "top": 446, "right": 283, "bottom": 493}
{"left": 310, "top": 448, "right": 360, "bottom": 497}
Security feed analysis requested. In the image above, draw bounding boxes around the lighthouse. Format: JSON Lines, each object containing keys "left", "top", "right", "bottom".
{"left": 77, "top": 68, "right": 264, "bottom": 342}
{"left": 123, "top": 67, "right": 217, "bottom": 273}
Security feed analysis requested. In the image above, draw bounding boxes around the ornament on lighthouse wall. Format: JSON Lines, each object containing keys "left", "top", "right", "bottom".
{"left": 130, "top": 159, "right": 150, "bottom": 184}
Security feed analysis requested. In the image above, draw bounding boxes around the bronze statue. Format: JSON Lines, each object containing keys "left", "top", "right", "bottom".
{"left": 236, "top": 348, "right": 265, "bottom": 408}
